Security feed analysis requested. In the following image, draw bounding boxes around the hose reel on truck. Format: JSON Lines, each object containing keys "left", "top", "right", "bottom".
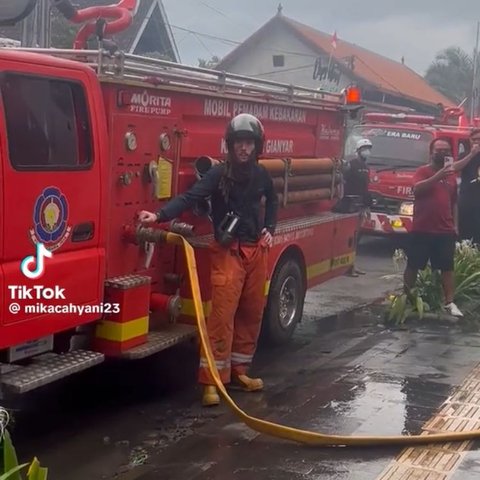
{"left": 194, "top": 156, "right": 342, "bottom": 207}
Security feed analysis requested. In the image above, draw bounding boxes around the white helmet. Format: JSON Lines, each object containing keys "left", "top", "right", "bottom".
{"left": 356, "top": 138, "right": 373, "bottom": 151}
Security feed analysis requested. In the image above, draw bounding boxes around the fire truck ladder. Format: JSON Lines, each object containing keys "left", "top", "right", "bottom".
{"left": 11, "top": 47, "right": 346, "bottom": 109}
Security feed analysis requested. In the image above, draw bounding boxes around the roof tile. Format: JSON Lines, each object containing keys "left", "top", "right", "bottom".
{"left": 218, "top": 14, "right": 453, "bottom": 108}
{"left": 282, "top": 17, "right": 452, "bottom": 106}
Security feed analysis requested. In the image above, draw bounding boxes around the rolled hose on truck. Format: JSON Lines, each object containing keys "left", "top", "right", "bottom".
{"left": 167, "top": 231, "right": 480, "bottom": 447}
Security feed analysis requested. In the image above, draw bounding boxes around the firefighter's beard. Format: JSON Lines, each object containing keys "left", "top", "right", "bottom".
{"left": 231, "top": 151, "right": 256, "bottom": 180}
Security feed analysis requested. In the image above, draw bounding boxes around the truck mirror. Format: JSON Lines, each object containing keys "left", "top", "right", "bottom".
{"left": 0, "top": 0, "right": 37, "bottom": 26}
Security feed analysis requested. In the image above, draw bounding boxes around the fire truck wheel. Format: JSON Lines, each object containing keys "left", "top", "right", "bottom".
{"left": 262, "top": 257, "right": 305, "bottom": 346}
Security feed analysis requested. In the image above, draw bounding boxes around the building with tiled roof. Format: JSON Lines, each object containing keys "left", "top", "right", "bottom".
{"left": 216, "top": 8, "right": 453, "bottom": 114}
{"left": 0, "top": 0, "right": 179, "bottom": 62}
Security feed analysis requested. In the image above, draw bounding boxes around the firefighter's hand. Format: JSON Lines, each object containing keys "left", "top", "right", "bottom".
{"left": 138, "top": 210, "right": 157, "bottom": 224}
{"left": 261, "top": 228, "right": 273, "bottom": 248}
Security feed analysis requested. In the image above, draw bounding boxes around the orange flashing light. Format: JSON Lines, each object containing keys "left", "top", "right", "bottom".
{"left": 345, "top": 85, "right": 361, "bottom": 104}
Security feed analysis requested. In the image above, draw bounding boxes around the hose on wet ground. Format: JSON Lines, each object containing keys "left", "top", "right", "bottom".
{"left": 166, "top": 231, "right": 480, "bottom": 447}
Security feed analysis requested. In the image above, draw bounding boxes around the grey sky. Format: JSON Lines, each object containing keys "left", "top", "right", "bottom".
{"left": 162, "top": 0, "right": 479, "bottom": 75}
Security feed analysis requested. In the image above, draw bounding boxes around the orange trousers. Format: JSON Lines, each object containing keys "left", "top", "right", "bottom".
{"left": 199, "top": 240, "right": 268, "bottom": 385}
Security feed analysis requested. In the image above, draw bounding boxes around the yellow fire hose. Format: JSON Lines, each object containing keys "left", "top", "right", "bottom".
{"left": 167, "top": 231, "right": 480, "bottom": 447}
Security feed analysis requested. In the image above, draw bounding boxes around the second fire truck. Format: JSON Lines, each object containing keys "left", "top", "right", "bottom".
{"left": 343, "top": 108, "right": 479, "bottom": 237}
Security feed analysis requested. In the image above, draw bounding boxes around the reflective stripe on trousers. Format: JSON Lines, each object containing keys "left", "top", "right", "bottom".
{"left": 198, "top": 240, "right": 268, "bottom": 385}
{"left": 231, "top": 352, "right": 254, "bottom": 365}
{"left": 199, "top": 357, "right": 229, "bottom": 371}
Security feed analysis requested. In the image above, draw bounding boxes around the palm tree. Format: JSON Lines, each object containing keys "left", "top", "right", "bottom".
{"left": 425, "top": 47, "right": 477, "bottom": 109}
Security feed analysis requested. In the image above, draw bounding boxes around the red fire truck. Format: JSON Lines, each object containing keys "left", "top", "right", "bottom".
{"left": 0, "top": 0, "right": 362, "bottom": 395}
{"left": 343, "top": 108, "right": 479, "bottom": 237}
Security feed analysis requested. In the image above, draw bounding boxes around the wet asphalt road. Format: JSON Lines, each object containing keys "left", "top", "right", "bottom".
{"left": 8, "top": 237, "right": 480, "bottom": 480}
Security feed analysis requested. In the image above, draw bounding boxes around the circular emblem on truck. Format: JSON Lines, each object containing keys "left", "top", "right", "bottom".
{"left": 29, "top": 187, "right": 71, "bottom": 251}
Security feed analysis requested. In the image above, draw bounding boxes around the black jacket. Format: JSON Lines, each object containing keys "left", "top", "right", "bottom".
{"left": 156, "top": 163, "right": 278, "bottom": 243}
{"left": 342, "top": 157, "right": 371, "bottom": 207}
{"left": 459, "top": 153, "right": 480, "bottom": 206}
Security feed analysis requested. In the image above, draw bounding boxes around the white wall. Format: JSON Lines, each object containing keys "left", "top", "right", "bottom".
{"left": 223, "top": 21, "right": 352, "bottom": 93}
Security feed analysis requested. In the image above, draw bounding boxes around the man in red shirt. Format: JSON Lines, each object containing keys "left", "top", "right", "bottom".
{"left": 403, "top": 138, "right": 463, "bottom": 317}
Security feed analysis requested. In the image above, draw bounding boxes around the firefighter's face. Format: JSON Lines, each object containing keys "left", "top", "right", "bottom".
{"left": 233, "top": 138, "right": 255, "bottom": 162}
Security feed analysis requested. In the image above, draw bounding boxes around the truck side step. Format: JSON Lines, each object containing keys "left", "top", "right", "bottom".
{"left": 1, "top": 350, "right": 105, "bottom": 394}
{"left": 121, "top": 324, "right": 197, "bottom": 360}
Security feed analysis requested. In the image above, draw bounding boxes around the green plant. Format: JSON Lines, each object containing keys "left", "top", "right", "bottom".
{"left": 416, "top": 268, "right": 443, "bottom": 312}
{"left": 420, "top": 240, "right": 480, "bottom": 307}
{"left": 387, "top": 288, "right": 428, "bottom": 325}
{"left": 1, "top": 409, "right": 48, "bottom": 480}
{"left": 386, "top": 240, "right": 480, "bottom": 324}
{"left": 450, "top": 240, "right": 480, "bottom": 304}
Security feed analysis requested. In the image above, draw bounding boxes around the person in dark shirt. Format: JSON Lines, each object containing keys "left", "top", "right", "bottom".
{"left": 403, "top": 138, "right": 463, "bottom": 317}
{"left": 343, "top": 138, "right": 372, "bottom": 207}
{"left": 342, "top": 138, "right": 373, "bottom": 277}
{"left": 456, "top": 129, "right": 480, "bottom": 245}
{"left": 138, "top": 113, "right": 278, "bottom": 407}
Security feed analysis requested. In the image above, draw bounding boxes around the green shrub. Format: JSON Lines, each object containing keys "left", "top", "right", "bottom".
{"left": 1, "top": 408, "right": 48, "bottom": 480}
{"left": 387, "top": 240, "right": 480, "bottom": 324}
{"left": 387, "top": 289, "right": 427, "bottom": 325}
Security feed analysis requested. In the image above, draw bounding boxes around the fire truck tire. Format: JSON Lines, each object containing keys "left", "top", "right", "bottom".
{"left": 262, "top": 256, "right": 305, "bottom": 346}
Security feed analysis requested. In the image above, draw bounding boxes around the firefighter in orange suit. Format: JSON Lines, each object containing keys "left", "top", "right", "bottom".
{"left": 138, "top": 113, "right": 279, "bottom": 406}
